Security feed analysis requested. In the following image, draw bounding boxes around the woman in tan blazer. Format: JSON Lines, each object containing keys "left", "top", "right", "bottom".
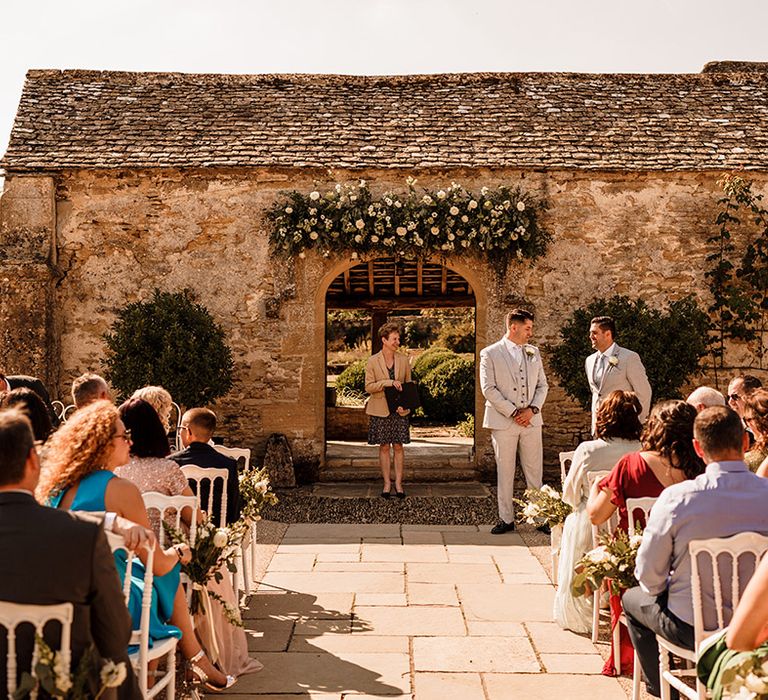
{"left": 365, "top": 322, "right": 412, "bottom": 498}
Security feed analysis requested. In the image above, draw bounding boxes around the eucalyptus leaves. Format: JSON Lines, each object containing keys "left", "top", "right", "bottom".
{"left": 267, "top": 179, "right": 550, "bottom": 265}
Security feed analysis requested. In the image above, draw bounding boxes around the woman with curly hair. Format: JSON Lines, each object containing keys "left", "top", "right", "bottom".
{"left": 38, "top": 400, "right": 233, "bottom": 691}
{"left": 555, "top": 391, "right": 643, "bottom": 634}
{"left": 586, "top": 399, "right": 706, "bottom": 678}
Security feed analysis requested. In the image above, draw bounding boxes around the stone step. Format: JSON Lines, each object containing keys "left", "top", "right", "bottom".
{"left": 326, "top": 446, "right": 473, "bottom": 460}
{"left": 325, "top": 457, "right": 476, "bottom": 470}
{"left": 318, "top": 466, "right": 479, "bottom": 482}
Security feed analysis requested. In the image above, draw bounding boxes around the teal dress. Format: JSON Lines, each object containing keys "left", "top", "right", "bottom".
{"left": 49, "top": 470, "right": 182, "bottom": 647}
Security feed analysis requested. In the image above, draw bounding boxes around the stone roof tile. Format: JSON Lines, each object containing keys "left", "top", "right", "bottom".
{"left": 2, "top": 69, "right": 768, "bottom": 171}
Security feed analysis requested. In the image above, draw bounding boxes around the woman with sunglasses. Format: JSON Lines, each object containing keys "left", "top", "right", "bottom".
{"left": 37, "top": 400, "right": 233, "bottom": 691}
{"left": 743, "top": 389, "right": 768, "bottom": 472}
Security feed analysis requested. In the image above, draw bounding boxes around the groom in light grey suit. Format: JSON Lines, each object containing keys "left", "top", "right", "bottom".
{"left": 586, "top": 316, "right": 652, "bottom": 434}
{"left": 480, "top": 309, "right": 548, "bottom": 534}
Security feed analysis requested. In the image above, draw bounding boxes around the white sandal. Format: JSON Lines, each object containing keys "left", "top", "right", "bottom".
{"left": 189, "top": 650, "right": 236, "bottom": 692}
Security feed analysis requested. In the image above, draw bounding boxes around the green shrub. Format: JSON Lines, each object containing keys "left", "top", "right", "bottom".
{"left": 335, "top": 358, "right": 367, "bottom": 394}
{"left": 550, "top": 295, "right": 710, "bottom": 410}
{"left": 104, "top": 289, "right": 234, "bottom": 408}
{"left": 437, "top": 319, "right": 475, "bottom": 354}
{"left": 420, "top": 356, "right": 475, "bottom": 423}
{"left": 455, "top": 413, "right": 475, "bottom": 438}
{"left": 412, "top": 347, "right": 456, "bottom": 381}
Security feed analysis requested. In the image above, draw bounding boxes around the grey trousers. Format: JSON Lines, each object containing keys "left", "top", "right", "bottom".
{"left": 491, "top": 422, "right": 543, "bottom": 524}
{"left": 622, "top": 587, "right": 694, "bottom": 697}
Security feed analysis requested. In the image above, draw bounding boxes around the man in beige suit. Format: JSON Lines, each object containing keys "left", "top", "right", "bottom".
{"left": 480, "top": 309, "right": 548, "bottom": 534}
{"left": 586, "top": 316, "right": 652, "bottom": 434}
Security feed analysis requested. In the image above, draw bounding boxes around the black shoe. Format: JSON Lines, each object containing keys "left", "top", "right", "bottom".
{"left": 395, "top": 490, "right": 406, "bottom": 499}
{"left": 491, "top": 521, "right": 516, "bottom": 535}
{"left": 380, "top": 490, "right": 391, "bottom": 499}
{"left": 536, "top": 523, "right": 552, "bottom": 536}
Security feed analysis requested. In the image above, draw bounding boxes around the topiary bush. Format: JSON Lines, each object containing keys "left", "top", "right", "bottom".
{"left": 550, "top": 295, "right": 710, "bottom": 411}
{"left": 419, "top": 356, "right": 475, "bottom": 423}
{"left": 104, "top": 289, "right": 234, "bottom": 408}
{"left": 412, "top": 347, "right": 456, "bottom": 381}
{"left": 335, "top": 358, "right": 367, "bottom": 394}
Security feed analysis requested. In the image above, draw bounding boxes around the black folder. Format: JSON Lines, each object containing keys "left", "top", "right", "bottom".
{"left": 384, "top": 381, "right": 421, "bottom": 414}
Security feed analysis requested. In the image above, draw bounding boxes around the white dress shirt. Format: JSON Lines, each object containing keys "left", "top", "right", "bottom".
{"left": 502, "top": 337, "right": 524, "bottom": 367}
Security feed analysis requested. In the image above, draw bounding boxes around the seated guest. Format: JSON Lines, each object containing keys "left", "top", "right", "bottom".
{"left": 0, "top": 387, "right": 54, "bottom": 442}
{"left": 555, "top": 390, "right": 643, "bottom": 633}
{"left": 623, "top": 406, "right": 768, "bottom": 698}
{"left": 587, "top": 400, "right": 705, "bottom": 677}
{"left": 116, "top": 398, "right": 262, "bottom": 680}
{"left": 0, "top": 408, "right": 140, "bottom": 699}
{"left": 743, "top": 389, "right": 768, "bottom": 472}
{"left": 170, "top": 408, "right": 240, "bottom": 526}
{"left": 685, "top": 386, "right": 726, "bottom": 413}
{"left": 131, "top": 385, "right": 174, "bottom": 434}
{"left": 37, "top": 400, "right": 232, "bottom": 690}
{"left": 72, "top": 373, "right": 111, "bottom": 409}
{"left": 0, "top": 369, "right": 59, "bottom": 427}
{"left": 727, "top": 374, "right": 762, "bottom": 445}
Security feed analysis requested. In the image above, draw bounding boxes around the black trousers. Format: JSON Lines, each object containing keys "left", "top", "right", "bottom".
{"left": 622, "top": 587, "right": 695, "bottom": 697}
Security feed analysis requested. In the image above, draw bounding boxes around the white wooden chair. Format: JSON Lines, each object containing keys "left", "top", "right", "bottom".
{"left": 624, "top": 496, "right": 658, "bottom": 700}
{"left": 106, "top": 531, "right": 177, "bottom": 699}
{"left": 588, "top": 470, "right": 617, "bottom": 644}
{"left": 214, "top": 444, "right": 251, "bottom": 471}
{"left": 141, "top": 491, "right": 198, "bottom": 548}
{"left": 559, "top": 450, "right": 575, "bottom": 487}
{"left": 51, "top": 400, "right": 66, "bottom": 422}
{"left": 170, "top": 402, "right": 183, "bottom": 451}
{"left": 180, "top": 465, "right": 229, "bottom": 527}
{"left": 658, "top": 532, "right": 768, "bottom": 700}
{"left": 61, "top": 404, "right": 77, "bottom": 422}
{"left": 0, "top": 601, "right": 73, "bottom": 699}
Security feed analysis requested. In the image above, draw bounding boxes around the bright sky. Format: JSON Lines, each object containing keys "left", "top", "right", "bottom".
{"left": 1, "top": 0, "right": 767, "bottom": 155}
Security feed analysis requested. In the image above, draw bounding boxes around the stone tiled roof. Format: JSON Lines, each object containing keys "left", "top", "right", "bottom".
{"left": 2, "top": 69, "right": 768, "bottom": 171}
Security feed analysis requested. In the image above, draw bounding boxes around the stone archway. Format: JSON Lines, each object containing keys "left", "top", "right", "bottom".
{"left": 315, "top": 256, "right": 488, "bottom": 481}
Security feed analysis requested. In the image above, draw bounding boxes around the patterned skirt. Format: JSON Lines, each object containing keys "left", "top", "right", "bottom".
{"left": 367, "top": 413, "right": 411, "bottom": 445}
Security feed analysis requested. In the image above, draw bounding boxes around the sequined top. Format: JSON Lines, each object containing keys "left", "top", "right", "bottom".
{"left": 114, "top": 456, "right": 189, "bottom": 536}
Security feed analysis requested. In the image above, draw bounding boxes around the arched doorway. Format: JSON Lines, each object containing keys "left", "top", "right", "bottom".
{"left": 322, "top": 257, "right": 479, "bottom": 482}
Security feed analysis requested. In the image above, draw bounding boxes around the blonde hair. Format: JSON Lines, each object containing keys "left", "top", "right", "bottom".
{"left": 131, "top": 386, "right": 173, "bottom": 431}
{"left": 36, "top": 400, "right": 119, "bottom": 503}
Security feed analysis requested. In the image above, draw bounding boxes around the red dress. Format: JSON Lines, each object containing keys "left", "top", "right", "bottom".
{"left": 597, "top": 452, "right": 665, "bottom": 678}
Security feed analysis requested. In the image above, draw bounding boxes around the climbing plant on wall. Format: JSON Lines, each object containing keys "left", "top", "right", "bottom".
{"left": 706, "top": 174, "right": 768, "bottom": 367}
{"left": 267, "top": 178, "right": 550, "bottom": 269}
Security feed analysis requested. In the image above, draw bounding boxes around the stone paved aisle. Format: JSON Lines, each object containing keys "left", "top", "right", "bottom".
{"left": 226, "top": 524, "right": 627, "bottom": 699}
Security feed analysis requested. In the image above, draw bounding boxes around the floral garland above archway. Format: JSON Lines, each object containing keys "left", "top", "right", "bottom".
{"left": 267, "top": 179, "right": 550, "bottom": 266}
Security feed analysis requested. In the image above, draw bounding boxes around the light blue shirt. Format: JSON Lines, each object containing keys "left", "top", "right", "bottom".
{"left": 635, "top": 460, "right": 768, "bottom": 625}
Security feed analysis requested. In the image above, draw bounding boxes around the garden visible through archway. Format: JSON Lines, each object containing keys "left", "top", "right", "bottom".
{"left": 323, "top": 257, "right": 476, "bottom": 482}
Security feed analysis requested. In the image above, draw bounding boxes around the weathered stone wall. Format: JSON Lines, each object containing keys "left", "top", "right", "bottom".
{"left": 2, "top": 167, "right": 767, "bottom": 482}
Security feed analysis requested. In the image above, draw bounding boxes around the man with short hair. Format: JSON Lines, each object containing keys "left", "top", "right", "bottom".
{"left": 622, "top": 406, "right": 768, "bottom": 698}
{"left": 71, "top": 373, "right": 111, "bottom": 409}
{"left": 170, "top": 408, "right": 240, "bottom": 525}
{"left": 0, "top": 408, "right": 141, "bottom": 699}
{"left": 0, "top": 370, "right": 59, "bottom": 427}
{"left": 586, "top": 316, "right": 652, "bottom": 434}
{"left": 480, "top": 309, "right": 549, "bottom": 535}
{"left": 686, "top": 386, "right": 726, "bottom": 413}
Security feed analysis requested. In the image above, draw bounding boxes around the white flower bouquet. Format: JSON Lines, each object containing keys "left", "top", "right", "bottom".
{"left": 13, "top": 636, "right": 126, "bottom": 699}
{"left": 239, "top": 466, "right": 279, "bottom": 523}
{"left": 164, "top": 515, "right": 247, "bottom": 626}
{"left": 571, "top": 529, "right": 643, "bottom": 598}
{"left": 513, "top": 485, "right": 572, "bottom": 528}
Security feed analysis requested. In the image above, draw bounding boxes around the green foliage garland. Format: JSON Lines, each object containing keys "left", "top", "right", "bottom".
{"left": 550, "top": 295, "right": 710, "bottom": 411}
{"left": 267, "top": 179, "right": 550, "bottom": 266}
{"left": 104, "top": 289, "right": 234, "bottom": 408}
{"left": 706, "top": 175, "right": 768, "bottom": 366}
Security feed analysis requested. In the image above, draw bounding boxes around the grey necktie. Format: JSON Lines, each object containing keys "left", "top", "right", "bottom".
{"left": 594, "top": 354, "right": 607, "bottom": 386}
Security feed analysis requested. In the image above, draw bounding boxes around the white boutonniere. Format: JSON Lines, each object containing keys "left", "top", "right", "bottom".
{"left": 608, "top": 355, "right": 619, "bottom": 368}
{"left": 525, "top": 346, "right": 536, "bottom": 361}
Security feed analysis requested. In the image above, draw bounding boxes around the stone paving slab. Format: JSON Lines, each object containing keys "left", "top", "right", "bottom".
{"left": 407, "top": 583, "right": 459, "bottom": 606}
{"left": 541, "top": 652, "right": 606, "bottom": 673}
{"left": 313, "top": 562, "right": 405, "bottom": 572}
{"left": 232, "top": 651, "right": 410, "bottom": 695}
{"left": 284, "top": 523, "right": 401, "bottom": 540}
{"left": 353, "top": 606, "right": 466, "bottom": 636}
{"left": 401, "top": 531, "right": 444, "bottom": 545}
{"left": 261, "top": 571, "right": 404, "bottom": 594}
{"left": 267, "top": 553, "right": 318, "bottom": 571}
{"left": 362, "top": 544, "right": 448, "bottom": 563}
{"left": 355, "top": 593, "right": 408, "bottom": 607}
{"left": 244, "top": 591, "right": 354, "bottom": 620}
{"left": 414, "top": 672, "right": 485, "bottom": 700}
{"left": 407, "top": 562, "right": 502, "bottom": 584}
{"left": 459, "top": 584, "right": 555, "bottom": 621}
{"left": 413, "top": 636, "right": 540, "bottom": 673}
{"left": 465, "top": 620, "right": 528, "bottom": 636}
{"left": 483, "top": 673, "right": 627, "bottom": 700}
{"left": 245, "top": 619, "right": 294, "bottom": 652}
{"left": 401, "top": 524, "right": 479, "bottom": 532}
{"left": 526, "top": 621, "right": 601, "bottom": 654}
{"left": 288, "top": 635, "right": 409, "bottom": 654}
